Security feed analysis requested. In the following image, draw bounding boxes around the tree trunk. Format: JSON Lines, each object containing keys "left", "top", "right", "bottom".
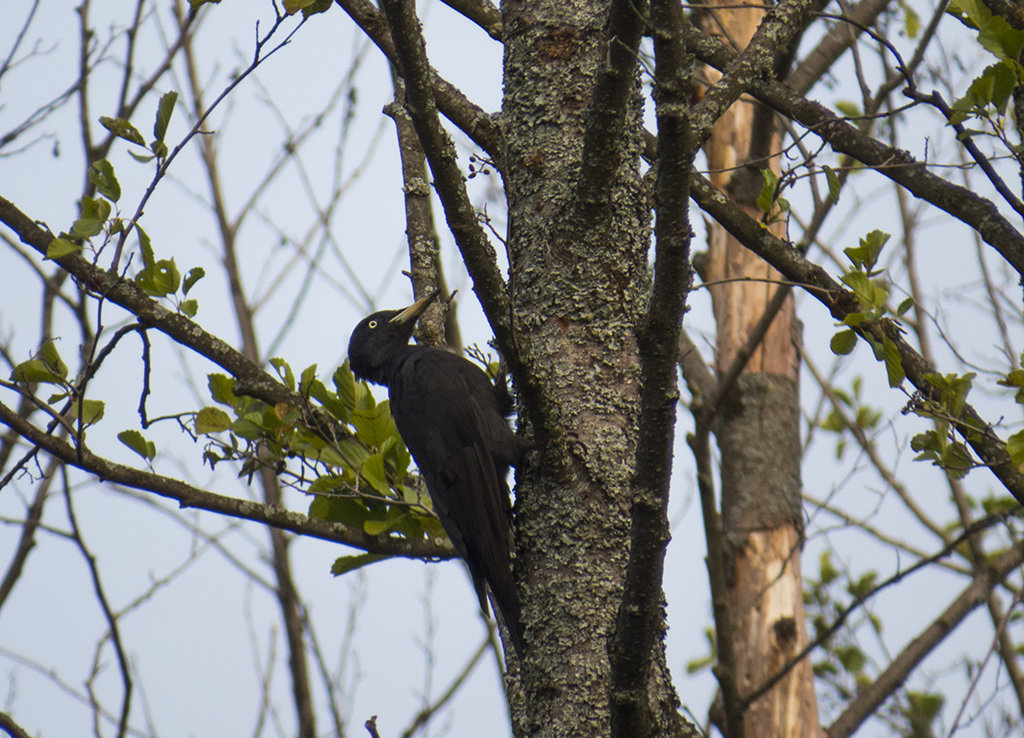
{"left": 500, "top": 0, "right": 684, "bottom": 734}
{"left": 701, "top": 2, "right": 821, "bottom": 736}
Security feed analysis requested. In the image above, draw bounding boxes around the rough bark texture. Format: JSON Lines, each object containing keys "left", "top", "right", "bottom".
{"left": 499, "top": 0, "right": 680, "bottom": 735}
{"left": 700, "top": 2, "right": 821, "bottom": 736}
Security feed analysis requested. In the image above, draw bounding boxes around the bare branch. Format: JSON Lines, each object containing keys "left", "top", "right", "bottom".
{"left": 827, "top": 541, "right": 1024, "bottom": 738}
{"left": 439, "top": 0, "right": 503, "bottom": 40}
{"left": 681, "top": 23, "right": 1024, "bottom": 279}
{"left": 378, "top": 0, "right": 512, "bottom": 355}
{"left": 689, "top": 172, "right": 1024, "bottom": 504}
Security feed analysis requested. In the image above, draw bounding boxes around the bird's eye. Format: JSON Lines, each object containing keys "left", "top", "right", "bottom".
{"left": 368, "top": 320, "right": 378, "bottom": 329}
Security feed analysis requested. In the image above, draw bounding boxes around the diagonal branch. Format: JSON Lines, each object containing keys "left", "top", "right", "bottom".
{"left": 0, "top": 397, "right": 451, "bottom": 559}
{"left": 0, "top": 195, "right": 350, "bottom": 444}
{"left": 334, "top": 0, "right": 502, "bottom": 161}
{"left": 690, "top": 0, "right": 816, "bottom": 148}
{"left": 378, "top": 0, "right": 513, "bottom": 358}
{"left": 688, "top": 173, "right": 1024, "bottom": 505}
{"left": 680, "top": 22, "right": 1024, "bottom": 279}
{"left": 439, "top": 0, "right": 502, "bottom": 40}
{"left": 787, "top": 0, "right": 891, "bottom": 95}
{"left": 827, "top": 540, "right": 1024, "bottom": 738}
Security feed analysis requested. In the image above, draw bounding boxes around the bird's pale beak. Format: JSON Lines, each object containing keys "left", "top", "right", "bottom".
{"left": 390, "top": 289, "right": 440, "bottom": 326}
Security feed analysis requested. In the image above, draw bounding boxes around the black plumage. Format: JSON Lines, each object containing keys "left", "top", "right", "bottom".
{"left": 347, "top": 290, "right": 525, "bottom": 654}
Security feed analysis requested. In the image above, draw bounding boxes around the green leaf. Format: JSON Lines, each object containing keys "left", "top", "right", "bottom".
{"left": 118, "top": 429, "right": 156, "bottom": 460}
{"left": 854, "top": 406, "right": 881, "bottom": 430}
{"left": 180, "top": 298, "right": 198, "bottom": 318}
{"left": 69, "top": 219, "right": 102, "bottom": 239}
{"left": 301, "top": 0, "right": 332, "bottom": 15}
{"left": 333, "top": 361, "right": 357, "bottom": 422}
{"left": 88, "top": 159, "right": 122, "bottom": 201}
{"left": 911, "top": 429, "right": 942, "bottom": 457}
{"left": 899, "top": 0, "right": 920, "bottom": 38}
{"left": 137, "top": 226, "right": 155, "bottom": 270}
{"left": 363, "top": 518, "right": 393, "bottom": 536}
{"left": 154, "top": 91, "right": 178, "bottom": 143}
{"left": 925, "top": 372, "right": 975, "bottom": 416}
{"left": 948, "top": 0, "right": 987, "bottom": 30}
{"left": 309, "top": 494, "right": 379, "bottom": 527}
{"left": 835, "top": 100, "right": 861, "bottom": 118}
{"left": 270, "top": 357, "right": 296, "bottom": 390}
{"left": 11, "top": 359, "right": 62, "bottom": 384}
{"left": 154, "top": 259, "right": 180, "bottom": 294}
{"left": 819, "top": 411, "right": 845, "bottom": 432}
{"left": 840, "top": 271, "right": 886, "bottom": 309}
{"left": 843, "top": 229, "right": 890, "bottom": 272}
{"left": 69, "top": 398, "right": 105, "bottom": 426}
{"left": 685, "top": 654, "right": 715, "bottom": 675}
{"left": 819, "top": 551, "right": 839, "bottom": 584}
{"left": 1007, "top": 429, "right": 1024, "bottom": 467}
{"left": 38, "top": 341, "right": 69, "bottom": 380}
{"left": 308, "top": 378, "right": 349, "bottom": 421}
{"left": 299, "top": 364, "right": 318, "bottom": 395}
{"left": 978, "top": 15, "right": 1024, "bottom": 61}
{"left": 881, "top": 337, "right": 905, "bottom": 387}
{"left": 46, "top": 237, "right": 81, "bottom": 260}
{"left": 231, "top": 416, "right": 265, "bottom": 441}
{"left": 382, "top": 434, "right": 411, "bottom": 480}
{"left": 333, "top": 438, "right": 371, "bottom": 471}
{"left": 847, "top": 571, "right": 878, "bottom": 599}
{"left": 998, "top": 368, "right": 1024, "bottom": 388}
{"left": 99, "top": 116, "right": 146, "bottom": 146}
{"left": 128, "top": 149, "right": 156, "bottom": 163}
{"left": 823, "top": 165, "right": 841, "bottom": 203}
{"left": 136, "top": 258, "right": 181, "bottom": 296}
{"left": 331, "top": 553, "right": 388, "bottom": 575}
{"left": 981, "top": 494, "right": 1020, "bottom": 515}
{"left": 836, "top": 645, "right": 867, "bottom": 674}
{"left": 830, "top": 329, "right": 858, "bottom": 355}
{"left": 70, "top": 196, "right": 111, "bottom": 239}
{"left": 183, "top": 266, "right": 205, "bottom": 296}
{"left": 284, "top": 0, "right": 332, "bottom": 15}
{"left": 360, "top": 453, "right": 391, "bottom": 495}
{"left": 208, "top": 373, "right": 240, "bottom": 408}
{"left": 905, "top": 691, "right": 944, "bottom": 722}
{"left": 896, "top": 297, "right": 914, "bottom": 316}
{"left": 309, "top": 475, "right": 348, "bottom": 494}
{"left": 942, "top": 442, "right": 974, "bottom": 479}
{"left": 952, "top": 61, "right": 1019, "bottom": 122}
{"left": 353, "top": 401, "right": 397, "bottom": 447}
{"left": 196, "top": 406, "right": 232, "bottom": 434}
{"left": 757, "top": 168, "right": 779, "bottom": 215}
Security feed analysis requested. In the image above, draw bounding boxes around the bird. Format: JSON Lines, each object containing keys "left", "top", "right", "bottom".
{"left": 347, "top": 289, "right": 526, "bottom": 655}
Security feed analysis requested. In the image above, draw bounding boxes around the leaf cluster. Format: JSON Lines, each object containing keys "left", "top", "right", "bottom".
{"left": 189, "top": 359, "right": 445, "bottom": 574}
{"left": 805, "top": 552, "right": 945, "bottom": 736}
{"left": 829, "top": 230, "right": 911, "bottom": 389}
{"left": 947, "top": 0, "right": 1024, "bottom": 125}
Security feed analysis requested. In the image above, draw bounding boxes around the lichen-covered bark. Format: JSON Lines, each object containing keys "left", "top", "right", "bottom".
{"left": 499, "top": 0, "right": 677, "bottom": 734}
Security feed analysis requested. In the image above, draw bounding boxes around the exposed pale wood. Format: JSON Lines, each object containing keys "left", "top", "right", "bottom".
{"left": 701, "top": 2, "right": 821, "bottom": 736}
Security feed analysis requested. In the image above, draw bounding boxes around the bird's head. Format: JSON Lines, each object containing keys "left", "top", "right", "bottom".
{"left": 347, "top": 290, "right": 439, "bottom": 384}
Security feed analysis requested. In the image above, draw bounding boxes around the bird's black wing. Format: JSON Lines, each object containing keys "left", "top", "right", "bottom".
{"left": 387, "top": 347, "right": 523, "bottom": 650}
